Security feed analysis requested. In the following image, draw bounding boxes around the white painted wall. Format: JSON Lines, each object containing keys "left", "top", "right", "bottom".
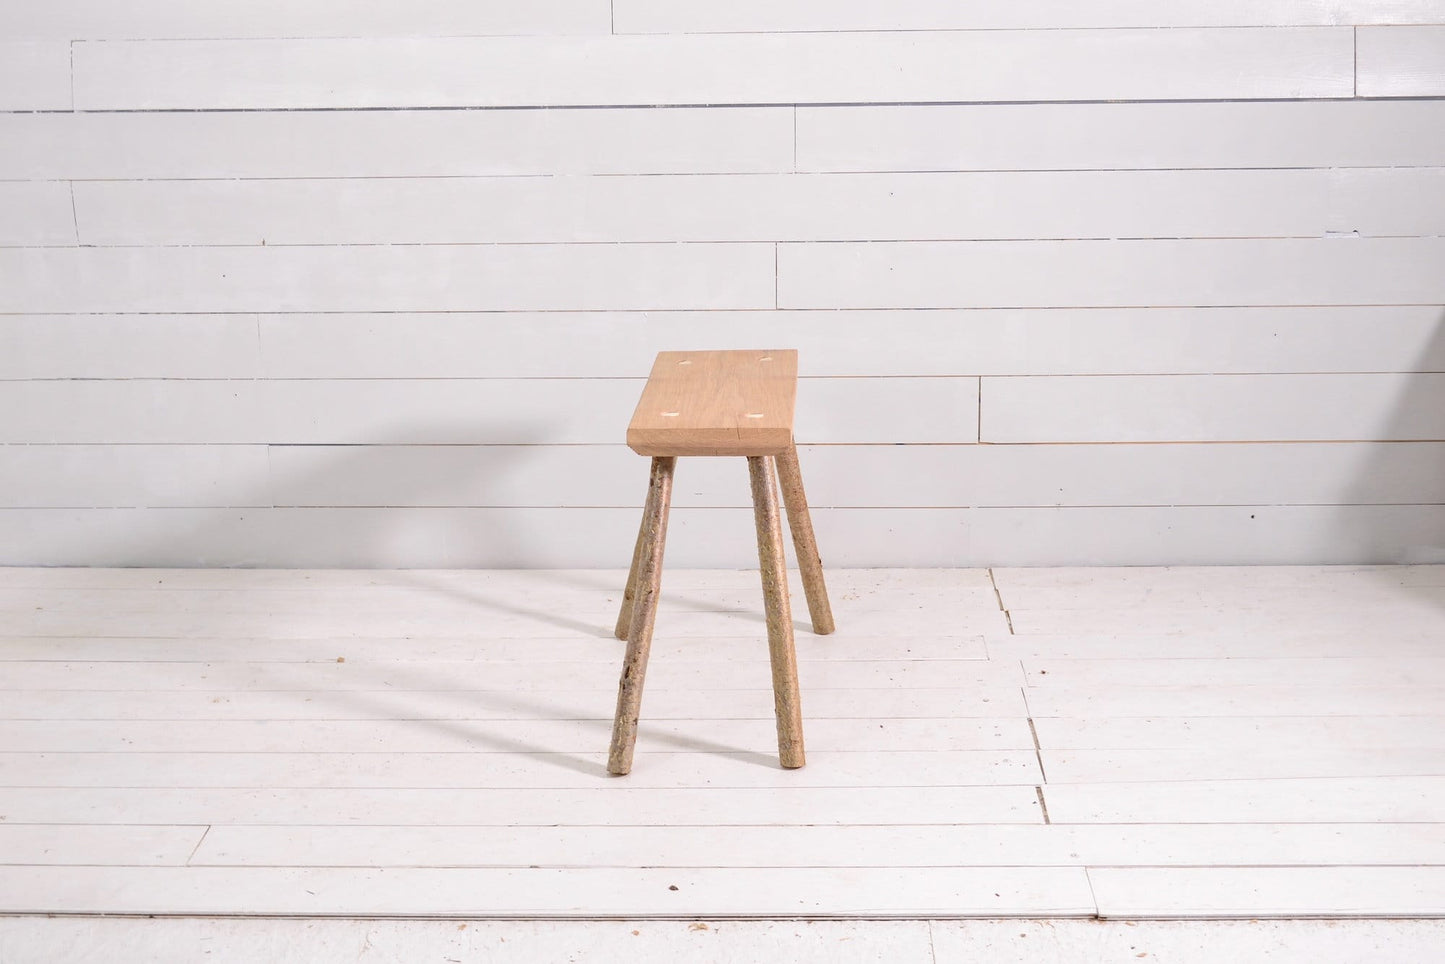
{"left": 2, "top": 2, "right": 1444, "bottom": 567}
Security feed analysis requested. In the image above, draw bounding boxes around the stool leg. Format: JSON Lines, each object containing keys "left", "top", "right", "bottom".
{"left": 614, "top": 515, "right": 647, "bottom": 641}
{"left": 607, "top": 456, "right": 676, "bottom": 776}
{"left": 748, "top": 455, "right": 806, "bottom": 769}
{"left": 776, "top": 443, "right": 836, "bottom": 636}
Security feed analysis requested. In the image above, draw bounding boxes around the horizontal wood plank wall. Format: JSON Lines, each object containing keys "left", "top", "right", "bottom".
{"left": 1358, "top": 26, "right": 1445, "bottom": 95}
{"left": 0, "top": 2, "right": 613, "bottom": 39}
{"left": 2, "top": 6, "right": 1444, "bottom": 567}
{"left": 613, "top": 2, "right": 1445, "bottom": 32}
{"left": 69, "top": 31, "right": 1355, "bottom": 109}
{"left": 0, "top": 42, "right": 71, "bottom": 110}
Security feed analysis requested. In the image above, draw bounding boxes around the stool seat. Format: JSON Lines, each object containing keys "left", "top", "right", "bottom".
{"left": 607, "top": 348, "right": 835, "bottom": 776}
{"left": 627, "top": 349, "right": 796, "bottom": 456}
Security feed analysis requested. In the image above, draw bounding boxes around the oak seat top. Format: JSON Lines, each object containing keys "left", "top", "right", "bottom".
{"left": 626, "top": 349, "right": 798, "bottom": 456}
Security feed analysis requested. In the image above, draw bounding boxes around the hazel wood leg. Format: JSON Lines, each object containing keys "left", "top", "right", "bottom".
{"left": 775, "top": 443, "right": 836, "bottom": 636}
{"left": 607, "top": 456, "right": 676, "bottom": 776}
{"left": 614, "top": 512, "right": 648, "bottom": 641}
{"left": 748, "top": 455, "right": 806, "bottom": 769}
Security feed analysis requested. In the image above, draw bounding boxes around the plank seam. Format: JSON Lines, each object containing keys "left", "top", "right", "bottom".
{"left": 66, "top": 182, "right": 79, "bottom": 243}
{"left": 185, "top": 825, "right": 211, "bottom": 866}
{"left": 1083, "top": 865, "right": 1102, "bottom": 917}
{"left": 15, "top": 94, "right": 1428, "bottom": 117}
{"left": 986, "top": 569, "right": 1015, "bottom": 635}
{"left": 1028, "top": 718, "right": 1049, "bottom": 784}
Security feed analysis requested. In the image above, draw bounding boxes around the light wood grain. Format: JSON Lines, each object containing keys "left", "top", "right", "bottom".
{"left": 614, "top": 512, "right": 649, "bottom": 642}
{"left": 608, "top": 457, "right": 675, "bottom": 775}
{"left": 749, "top": 455, "right": 806, "bottom": 768}
{"left": 776, "top": 446, "right": 836, "bottom": 635}
{"left": 628, "top": 351, "right": 797, "bottom": 457}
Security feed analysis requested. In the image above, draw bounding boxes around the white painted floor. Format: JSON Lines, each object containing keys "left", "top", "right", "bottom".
{"left": 5, "top": 917, "right": 1445, "bottom": 964}
{"left": 1, "top": 565, "right": 1443, "bottom": 924}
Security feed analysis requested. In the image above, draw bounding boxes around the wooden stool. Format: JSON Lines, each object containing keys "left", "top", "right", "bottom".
{"left": 607, "top": 349, "right": 835, "bottom": 776}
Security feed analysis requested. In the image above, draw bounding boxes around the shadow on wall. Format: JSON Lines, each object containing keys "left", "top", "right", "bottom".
{"left": 1341, "top": 307, "right": 1445, "bottom": 566}
{"left": 84, "top": 418, "right": 566, "bottom": 568}
{"left": 67, "top": 418, "right": 779, "bottom": 628}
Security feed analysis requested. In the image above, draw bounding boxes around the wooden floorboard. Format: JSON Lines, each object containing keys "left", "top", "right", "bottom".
{"left": 1043, "top": 776, "right": 1445, "bottom": 823}
{"left": 0, "top": 866, "right": 1096, "bottom": 917}
{"left": 180, "top": 822, "right": 1445, "bottom": 870}
{"left": 5, "top": 918, "right": 1445, "bottom": 964}
{"left": 0, "top": 634, "right": 990, "bottom": 663}
{"left": 0, "top": 565, "right": 1441, "bottom": 918}
{"left": 0, "top": 685, "right": 1030, "bottom": 720}
{"left": 0, "top": 785, "right": 1047, "bottom": 827}
{"left": 0, "top": 750, "right": 1044, "bottom": 790}
{"left": 1089, "top": 867, "right": 1445, "bottom": 918}
{"left": 0, "top": 717, "right": 1033, "bottom": 753}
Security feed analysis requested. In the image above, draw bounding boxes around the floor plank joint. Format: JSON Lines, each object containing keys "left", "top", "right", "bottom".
{"left": 0, "top": 565, "right": 1441, "bottom": 920}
